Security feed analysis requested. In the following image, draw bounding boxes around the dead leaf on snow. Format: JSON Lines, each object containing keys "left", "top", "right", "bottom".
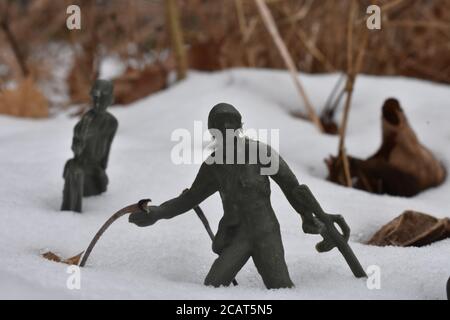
{"left": 326, "top": 98, "right": 446, "bottom": 196}
{"left": 42, "top": 251, "right": 84, "bottom": 266}
{"left": 368, "top": 211, "right": 450, "bottom": 247}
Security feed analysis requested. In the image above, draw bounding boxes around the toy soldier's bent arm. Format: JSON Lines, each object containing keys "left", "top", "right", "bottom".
{"left": 101, "top": 117, "right": 118, "bottom": 169}
{"left": 268, "top": 149, "right": 366, "bottom": 277}
{"left": 129, "top": 163, "right": 217, "bottom": 227}
{"left": 268, "top": 150, "right": 318, "bottom": 226}
{"left": 71, "top": 121, "right": 85, "bottom": 157}
{"left": 71, "top": 114, "right": 93, "bottom": 158}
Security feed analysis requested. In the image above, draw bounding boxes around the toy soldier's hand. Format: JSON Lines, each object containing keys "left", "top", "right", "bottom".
{"left": 129, "top": 201, "right": 161, "bottom": 227}
{"left": 302, "top": 216, "right": 324, "bottom": 235}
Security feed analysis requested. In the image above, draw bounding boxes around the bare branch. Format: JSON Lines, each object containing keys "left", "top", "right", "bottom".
{"left": 255, "top": 0, "right": 323, "bottom": 132}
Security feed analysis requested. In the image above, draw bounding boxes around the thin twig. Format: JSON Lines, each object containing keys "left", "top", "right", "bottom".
{"left": 255, "top": 0, "right": 323, "bottom": 132}
{"left": 234, "top": 0, "right": 247, "bottom": 38}
{"left": 79, "top": 201, "right": 148, "bottom": 267}
{"left": 384, "top": 20, "right": 450, "bottom": 30}
{"left": 380, "top": 0, "right": 407, "bottom": 13}
{"left": 282, "top": 0, "right": 314, "bottom": 24}
{"left": 281, "top": 3, "right": 334, "bottom": 72}
{"left": 165, "top": 0, "right": 188, "bottom": 80}
{"left": 338, "top": 0, "right": 357, "bottom": 187}
{"left": 297, "top": 27, "right": 335, "bottom": 72}
{"left": 338, "top": 29, "right": 368, "bottom": 185}
{"left": 234, "top": 0, "right": 257, "bottom": 66}
{"left": 322, "top": 73, "right": 345, "bottom": 116}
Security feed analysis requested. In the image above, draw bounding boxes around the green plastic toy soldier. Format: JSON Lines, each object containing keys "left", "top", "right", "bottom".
{"left": 61, "top": 80, "right": 118, "bottom": 213}
{"left": 129, "top": 103, "right": 366, "bottom": 289}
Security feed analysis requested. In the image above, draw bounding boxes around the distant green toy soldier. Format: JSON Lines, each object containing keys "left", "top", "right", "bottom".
{"left": 61, "top": 80, "right": 118, "bottom": 213}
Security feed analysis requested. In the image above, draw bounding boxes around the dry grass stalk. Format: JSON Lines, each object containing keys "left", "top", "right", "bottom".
{"left": 166, "top": 0, "right": 188, "bottom": 80}
{"left": 337, "top": 0, "right": 358, "bottom": 187}
{"left": 297, "top": 27, "right": 335, "bottom": 72}
{"left": 255, "top": 0, "right": 323, "bottom": 132}
{"left": 337, "top": 0, "right": 370, "bottom": 187}
{"left": 338, "top": 30, "right": 368, "bottom": 185}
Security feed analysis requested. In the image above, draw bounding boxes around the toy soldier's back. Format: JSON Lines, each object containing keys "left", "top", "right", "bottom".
{"left": 61, "top": 80, "right": 118, "bottom": 213}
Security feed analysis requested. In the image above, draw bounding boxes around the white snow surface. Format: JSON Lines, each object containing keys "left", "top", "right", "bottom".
{"left": 0, "top": 69, "right": 449, "bottom": 300}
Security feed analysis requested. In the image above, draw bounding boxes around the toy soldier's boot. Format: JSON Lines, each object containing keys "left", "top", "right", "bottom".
{"left": 61, "top": 159, "right": 84, "bottom": 212}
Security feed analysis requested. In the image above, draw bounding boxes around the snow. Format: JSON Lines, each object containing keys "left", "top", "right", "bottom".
{"left": 0, "top": 69, "right": 449, "bottom": 300}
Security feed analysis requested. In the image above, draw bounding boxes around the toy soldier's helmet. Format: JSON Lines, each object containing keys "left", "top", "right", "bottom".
{"left": 208, "top": 103, "right": 242, "bottom": 132}
{"left": 90, "top": 79, "right": 114, "bottom": 110}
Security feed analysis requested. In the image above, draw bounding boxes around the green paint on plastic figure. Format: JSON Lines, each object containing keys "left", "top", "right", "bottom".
{"left": 129, "top": 103, "right": 365, "bottom": 288}
{"left": 61, "top": 80, "right": 118, "bottom": 213}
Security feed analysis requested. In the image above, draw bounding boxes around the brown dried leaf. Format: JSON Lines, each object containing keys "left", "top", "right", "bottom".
{"left": 327, "top": 98, "right": 446, "bottom": 196}
{"left": 0, "top": 77, "right": 48, "bottom": 118}
{"left": 63, "top": 252, "right": 84, "bottom": 265}
{"left": 42, "top": 251, "right": 62, "bottom": 263}
{"left": 368, "top": 211, "right": 450, "bottom": 247}
{"left": 42, "top": 251, "right": 84, "bottom": 266}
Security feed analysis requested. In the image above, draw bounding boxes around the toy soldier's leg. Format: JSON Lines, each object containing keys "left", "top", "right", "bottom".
{"left": 204, "top": 239, "right": 252, "bottom": 287}
{"left": 84, "top": 165, "right": 108, "bottom": 196}
{"left": 252, "top": 232, "right": 294, "bottom": 289}
{"left": 61, "top": 159, "right": 84, "bottom": 213}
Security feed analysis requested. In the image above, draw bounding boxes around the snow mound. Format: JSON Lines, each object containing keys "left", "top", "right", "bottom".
{"left": 0, "top": 69, "right": 449, "bottom": 299}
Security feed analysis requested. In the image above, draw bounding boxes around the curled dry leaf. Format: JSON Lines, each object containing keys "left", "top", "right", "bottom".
{"left": 42, "top": 251, "right": 62, "bottom": 263}
{"left": 0, "top": 77, "right": 48, "bottom": 118}
{"left": 326, "top": 98, "right": 446, "bottom": 196}
{"left": 42, "top": 251, "right": 84, "bottom": 266}
{"left": 368, "top": 211, "right": 450, "bottom": 247}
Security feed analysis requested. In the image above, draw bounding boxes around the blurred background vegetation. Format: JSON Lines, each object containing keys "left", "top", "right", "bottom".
{"left": 0, "top": 0, "right": 449, "bottom": 117}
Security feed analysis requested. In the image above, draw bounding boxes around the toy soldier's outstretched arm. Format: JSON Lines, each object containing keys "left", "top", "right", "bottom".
{"left": 268, "top": 151, "right": 323, "bottom": 234}
{"left": 269, "top": 149, "right": 367, "bottom": 278}
{"left": 294, "top": 184, "right": 367, "bottom": 278}
{"left": 129, "top": 163, "right": 218, "bottom": 227}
